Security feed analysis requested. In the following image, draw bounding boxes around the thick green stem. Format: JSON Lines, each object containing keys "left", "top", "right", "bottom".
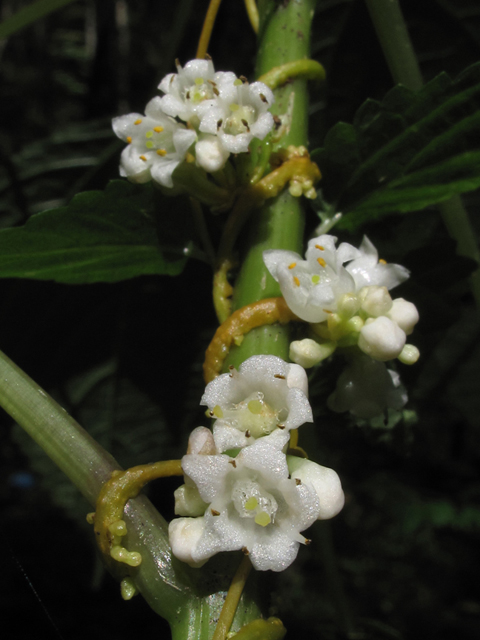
{"left": 365, "top": 0, "right": 480, "bottom": 310}
{"left": 0, "top": 348, "right": 261, "bottom": 638}
{"left": 228, "top": 0, "right": 316, "bottom": 366}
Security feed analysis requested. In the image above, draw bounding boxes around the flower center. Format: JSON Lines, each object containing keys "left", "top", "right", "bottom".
{"left": 216, "top": 391, "right": 286, "bottom": 438}
{"left": 184, "top": 77, "right": 215, "bottom": 104}
{"left": 223, "top": 104, "right": 256, "bottom": 135}
{"left": 143, "top": 127, "right": 171, "bottom": 155}
{"left": 231, "top": 479, "right": 277, "bottom": 526}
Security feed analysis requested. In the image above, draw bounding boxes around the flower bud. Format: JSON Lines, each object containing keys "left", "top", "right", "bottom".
{"left": 289, "top": 338, "right": 336, "bottom": 368}
{"left": 386, "top": 298, "right": 419, "bottom": 335}
{"left": 358, "top": 316, "right": 406, "bottom": 361}
{"left": 359, "top": 285, "right": 393, "bottom": 317}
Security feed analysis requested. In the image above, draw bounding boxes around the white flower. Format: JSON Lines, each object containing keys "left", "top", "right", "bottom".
{"left": 264, "top": 234, "right": 409, "bottom": 324}
{"left": 112, "top": 98, "right": 196, "bottom": 187}
{"left": 346, "top": 236, "right": 410, "bottom": 289}
{"left": 327, "top": 354, "right": 408, "bottom": 419}
{"left": 197, "top": 80, "right": 275, "bottom": 154}
{"left": 263, "top": 234, "right": 360, "bottom": 323}
{"left": 169, "top": 437, "right": 344, "bottom": 571}
{"left": 158, "top": 58, "right": 237, "bottom": 124}
{"left": 200, "top": 355, "right": 313, "bottom": 452}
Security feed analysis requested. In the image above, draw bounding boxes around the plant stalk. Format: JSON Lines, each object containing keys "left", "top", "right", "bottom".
{"left": 227, "top": 0, "right": 316, "bottom": 368}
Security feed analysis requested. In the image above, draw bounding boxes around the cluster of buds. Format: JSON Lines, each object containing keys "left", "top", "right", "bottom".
{"left": 169, "top": 356, "right": 344, "bottom": 572}
{"left": 112, "top": 58, "right": 275, "bottom": 188}
{"left": 263, "top": 235, "right": 419, "bottom": 418}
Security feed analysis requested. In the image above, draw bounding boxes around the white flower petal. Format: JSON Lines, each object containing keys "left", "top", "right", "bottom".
{"left": 358, "top": 316, "right": 406, "bottom": 361}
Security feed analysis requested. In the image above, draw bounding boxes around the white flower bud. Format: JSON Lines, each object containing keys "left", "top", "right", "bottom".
{"left": 359, "top": 285, "right": 393, "bottom": 317}
{"left": 398, "top": 344, "right": 420, "bottom": 365}
{"left": 358, "top": 316, "right": 406, "bottom": 361}
{"left": 186, "top": 426, "right": 216, "bottom": 455}
{"left": 386, "top": 298, "right": 419, "bottom": 335}
{"left": 174, "top": 484, "right": 208, "bottom": 517}
{"left": 287, "top": 457, "right": 345, "bottom": 519}
{"left": 168, "top": 517, "right": 208, "bottom": 567}
{"left": 195, "top": 135, "right": 230, "bottom": 172}
{"left": 289, "top": 338, "right": 336, "bottom": 368}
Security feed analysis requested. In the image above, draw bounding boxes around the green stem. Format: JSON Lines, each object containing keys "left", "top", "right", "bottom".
{"left": 227, "top": 0, "right": 316, "bottom": 367}
{"left": 365, "top": 0, "right": 480, "bottom": 310}
{"left": 0, "top": 348, "right": 263, "bottom": 638}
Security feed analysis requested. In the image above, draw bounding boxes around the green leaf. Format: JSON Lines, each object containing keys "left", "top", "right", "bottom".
{"left": 0, "top": 180, "right": 188, "bottom": 283}
{"left": 312, "top": 63, "right": 480, "bottom": 230}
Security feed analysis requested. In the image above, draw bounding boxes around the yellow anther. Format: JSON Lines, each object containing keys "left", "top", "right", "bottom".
{"left": 153, "top": 126, "right": 164, "bottom": 133}
{"left": 195, "top": 77, "right": 204, "bottom": 85}
{"left": 312, "top": 275, "right": 320, "bottom": 284}
{"left": 134, "top": 119, "right": 142, "bottom": 125}
{"left": 139, "top": 155, "right": 147, "bottom": 162}
{"left": 234, "top": 78, "right": 243, "bottom": 86}
{"left": 213, "top": 405, "right": 224, "bottom": 418}
{"left": 293, "top": 276, "right": 300, "bottom": 287}
{"left": 248, "top": 399, "right": 263, "bottom": 414}
{"left": 317, "top": 257, "right": 326, "bottom": 267}
{"left": 145, "top": 130, "right": 153, "bottom": 138}
{"left": 288, "top": 262, "right": 297, "bottom": 269}
{"left": 315, "top": 244, "right": 325, "bottom": 251}
{"left": 229, "top": 103, "right": 239, "bottom": 111}
{"left": 379, "top": 259, "right": 387, "bottom": 265}
{"left": 255, "top": 512, "right": 271, "bottom": 527}
{"left": 126, "top": 136, "right": 132, "bottom": 144}
{"left": 156, "top": 149, "right": 167, "bottom": 156}
{"left": 245, "top": 497, "right": 258, "bottom": 511}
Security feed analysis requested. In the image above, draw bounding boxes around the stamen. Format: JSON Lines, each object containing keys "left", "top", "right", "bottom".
{"left": 315, "top": 244, "right": 324, "bottom": 251}
{"left": 156, "top": 149, "right": 167, "bottom": 156}
{"left": 245, "top": 497, "right": 258, "bottom": 510}
{"left": 323, "top": 308, "right": 333, "bottom": 314}
{"left": 175, "top": 58, "right": 180, "bottom": 67}
{"left": 259, "top": 93, "right": 268, "bottom": 103}
{"left": 317, "top": 257, "right": 326, "bottom": 267}
{"left": 304, "top": 538, "right": 312, "bottom": 546}
{"left": 240, "top": 76, "right": 248, "bottom": 83}
{"left": 139, "top": 155, "right": 147, "bottom": 162}
{"left": 126, "top": 136, "right": 132, "bottom": 144}
{"left": 295, "top": 478, "right": 302, "bottom": 485}
{"left": 274, "top": 374, "right": 286, "bottom": 379}
{"left": 277, "top": 424, "right": 285, "bottom": 429}
{"left": 217, "top": 119, "right": 223, "bottom": 130}
{"left": 245, "top": 430, "right": 251, "bottom": 438}
{"left": 228, "top": 460, "right": 237, "bottom": 467}
{"left": 186, "top": 90, "right": 191, "bottom": 99}
{"left": 242, "top": 546, "right": 250, "bottom": 555}
{"left": 379, "top": 259, "right": 387, "bottom": 264}
{"left": 134, "top": 119, "right": 142, "bottom": 125}
{"left": 288, "top": 262, "right": 297, "bottom": 269}
{"left": 211, "top": 509, "right": 220, "bottom": 516}
{"left": 241, "top": 119, "right": 250, "bottom": 132}
{"left": 153, "top": 126, "right": 164, "bottom": 133}
{"left": 293, "top": 276, "right": 300, "bottom": 287}
{"left": 213, "top": 87, "right": 220, "bottom": 96}
{"left": 255, "top": 512, "right": 271, "bottom": 527}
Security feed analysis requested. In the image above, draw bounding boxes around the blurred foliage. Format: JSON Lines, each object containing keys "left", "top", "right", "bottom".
{"left": 1, "top": 1, "right": 480, "bottom": 640}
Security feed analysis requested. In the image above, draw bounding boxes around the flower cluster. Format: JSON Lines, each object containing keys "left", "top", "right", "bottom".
{"left": 169, "top": 356, "right": 344, "bottom": 572}
{"left": 112, "top": 59, "right": 274, "bottom": 188}
{"left": 263, "top": 235, "right": 419, "bottom": 418}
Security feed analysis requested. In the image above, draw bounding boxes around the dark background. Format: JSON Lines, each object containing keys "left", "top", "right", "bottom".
{"left": 1, "top": 1, "right": 480, "bottom": 638}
